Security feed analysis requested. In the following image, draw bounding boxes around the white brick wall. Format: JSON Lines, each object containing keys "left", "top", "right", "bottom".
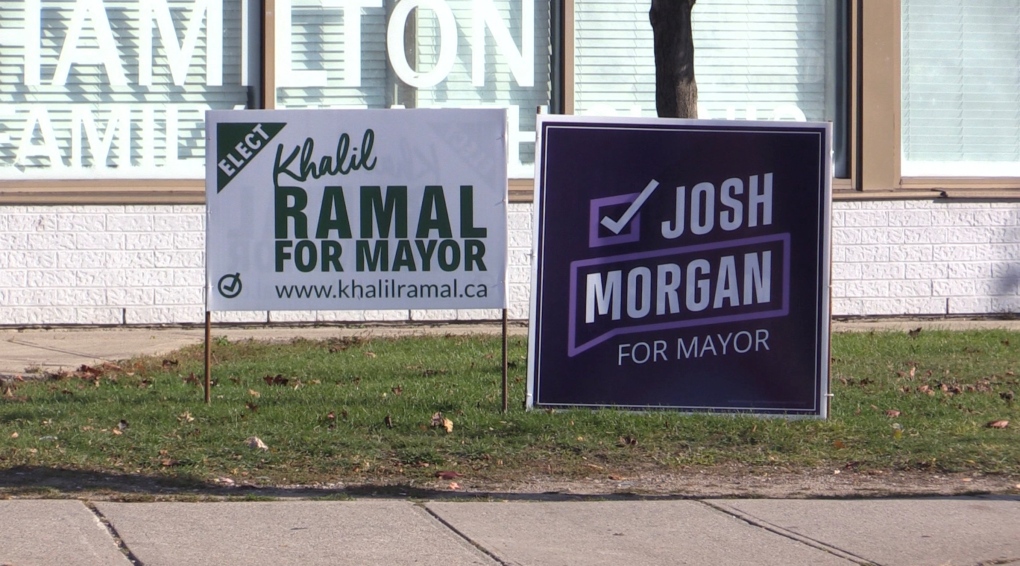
{"left": 1, "top": 200, "right": 1018, "bottom": 326}
{"left": 832, "top": 200, "right": 1020, "bottom": 316}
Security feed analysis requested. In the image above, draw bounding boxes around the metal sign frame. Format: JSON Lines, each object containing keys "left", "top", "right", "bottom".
{"left": 528, "top": 116, "right": 832, "bottom": 417}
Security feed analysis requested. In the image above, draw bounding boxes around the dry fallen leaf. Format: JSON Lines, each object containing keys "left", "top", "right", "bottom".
{"left": 248, "top": 389, "right": 261, "bottom": 398}
{"left": 443, "top": 417, "right": 454, "bottom": 433}
{"left": 178, "top": 412, "right": 195, "bottom": 423}
{"left": 264, "top": 374, "right": 289, "bottom": 386}
{"left": 78, "top": 364, "right": 102, "bottom": 377}
{"left": 987, "top": 420, "right": 1010, "bottom": 429}
{"left": 384, "top": 415, "right": 394, "bottom": 429}
{"left": 436, "top": 470, "right": 462, "bottom": 480}
{"left": 886, "top": 410, "right": 901, "bottom": 418}
{"left": 431, "top": 412, "right": 445, "bottom": 428}
{"left": 245, "top": 436, "right": 269, "bottom": 450}
{"left": 448, "top": 482, "right": 460, "bottom": 490}
{"left": 908, "top": 327, "right": 922, "bottom": 338}
{"left": 10, "top": 432, "right": 18, "bottom": 439}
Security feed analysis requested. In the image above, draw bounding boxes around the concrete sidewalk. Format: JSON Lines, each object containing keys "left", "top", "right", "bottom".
{"left": 0, "top": 322, "right": 529, "bottom": 377}
{"left": 2, "top": 497, "right": 1019, "bottom": 565}
{"left": 2, "top": 318, "right": 1019, "bottom": 377}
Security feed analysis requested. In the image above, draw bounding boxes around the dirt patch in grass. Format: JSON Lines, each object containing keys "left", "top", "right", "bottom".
{"left": 2, "top": 464, "right": 1017, "bottom": 501}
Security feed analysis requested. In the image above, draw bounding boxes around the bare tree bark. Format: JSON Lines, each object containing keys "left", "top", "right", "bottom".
{"left": 649, "top": 0, "right": 697, "bottom": 118}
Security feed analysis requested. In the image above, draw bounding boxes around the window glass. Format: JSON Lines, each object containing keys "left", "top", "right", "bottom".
{"left": 902, "top": 0, "right": 1020, "bottom": 176}
{"left": 573, "top": 0, "right": 840, "bottom": 124}
{"left": 274, "top": 0, "right": 551, "bottom": 178}
{"left": 0, "top": 0, "right": 253, "bottom": 179}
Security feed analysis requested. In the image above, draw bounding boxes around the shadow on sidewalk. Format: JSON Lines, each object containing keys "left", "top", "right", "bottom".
{"left": 0, "top": 465, "right": 706, "bottom": 502}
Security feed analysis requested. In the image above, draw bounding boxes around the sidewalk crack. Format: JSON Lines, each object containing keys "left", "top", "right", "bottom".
{"left": 699, "top": 500, "right": 879, "bottom": 566}
{"left": 419, "top": 504, "right": 508, "bottom": 566}
{"left": 84, "top": 501, "right": 145, "bottom": 566}
{"left": 7, "top": 337, "right": 100, "bottom": 360}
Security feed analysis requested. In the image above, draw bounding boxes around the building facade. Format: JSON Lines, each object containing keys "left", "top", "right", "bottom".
{"left": 1, "top": 0, "right": 1018, "bottom": 325}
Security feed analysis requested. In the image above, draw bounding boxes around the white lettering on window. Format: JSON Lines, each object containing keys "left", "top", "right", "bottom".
{"left": 140, "top": 0, "right": 223, "bottom": 86}
{"left": 322, "top": 0, "right": 383, "bottom": 86}
{"left": 71, "top": 107, "right": 131, "bottom": 169}
{"left": 0, "top": 0, "right": 41, "bottom": 85}
{"left": 387, "top": 0, "right": 458, "bottom": 88}
{"left": 15, "top": 106, "right": 64, "bottom": 167}
{"left": 52, "top": 0, "right": 128, "bottom": 86}
{"left": 275, "top": 0, "right": 328, "bottom": 87}
{"left": 472, "top": 0, "right": 533, "bottom": 87}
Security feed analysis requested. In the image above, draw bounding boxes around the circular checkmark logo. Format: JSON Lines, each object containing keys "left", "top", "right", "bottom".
{"left": 217, "top": 273, "right": 243, "bottom": 298}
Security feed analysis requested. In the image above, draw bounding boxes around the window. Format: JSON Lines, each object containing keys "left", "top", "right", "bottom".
{"left": 0, "top": 0, "right": 256, "bottom": 180}
{"left": 273, "top": 0, "right": 552, "bottom": 178}
{"left": 901, "top": 0, "right": 1020, "bottom": 177}
{"left": 574, "top": 0, "right": 841, "bottom": 122}
{"left": 573, "top": 0, "right": 848, "bottom": 176}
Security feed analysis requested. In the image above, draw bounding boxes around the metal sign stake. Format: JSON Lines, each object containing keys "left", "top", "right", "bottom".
{"left": 204, "top": 311, "right": 211, "bottom": 404}
{"left": 502, "top": 308, "right": 509, "bottom": 413}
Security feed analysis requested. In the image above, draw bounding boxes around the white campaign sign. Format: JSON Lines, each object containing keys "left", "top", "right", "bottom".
{"left": 205, "top": 108, "right": 507, "bottom": 311}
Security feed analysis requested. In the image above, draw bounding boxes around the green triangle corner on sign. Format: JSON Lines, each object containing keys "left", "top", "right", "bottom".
{"left": 215, "top": 122, "right": 286, "bottom": 193}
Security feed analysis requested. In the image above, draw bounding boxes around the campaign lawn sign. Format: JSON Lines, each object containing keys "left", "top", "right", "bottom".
{"left": 528, "top": 116, "right": 831, "bottom": 416}
{"left": 206, "top": 109, "right": 508, "bottom": 312}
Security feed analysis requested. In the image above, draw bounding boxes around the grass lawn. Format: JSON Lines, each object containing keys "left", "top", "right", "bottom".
{"left": 1, "top": 329, "right": 1017, "bottom": 493}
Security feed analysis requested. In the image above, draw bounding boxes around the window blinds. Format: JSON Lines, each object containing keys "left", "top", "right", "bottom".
{"left": 274, "top": 0, "right": 389, "bottom": 109}
{"left": 0, "top": 0, "right": 250, "bottom": 179}
{"left": 902, "top": 0, "right": 1020, "bottom": 176}
{"left": 573, "top": 0, "right": 835, "bottom": 123}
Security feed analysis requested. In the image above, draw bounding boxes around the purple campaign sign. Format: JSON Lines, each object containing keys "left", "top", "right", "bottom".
{"left": 527, "top": 117, "right": 831, "bottom": 416}
{"left": 567, "top": 233, "right": 792, "bottom": 356}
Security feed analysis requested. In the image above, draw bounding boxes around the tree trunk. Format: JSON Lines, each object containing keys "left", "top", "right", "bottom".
{"left": 649, "top": 0, "right": 697, "bottom": 118}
